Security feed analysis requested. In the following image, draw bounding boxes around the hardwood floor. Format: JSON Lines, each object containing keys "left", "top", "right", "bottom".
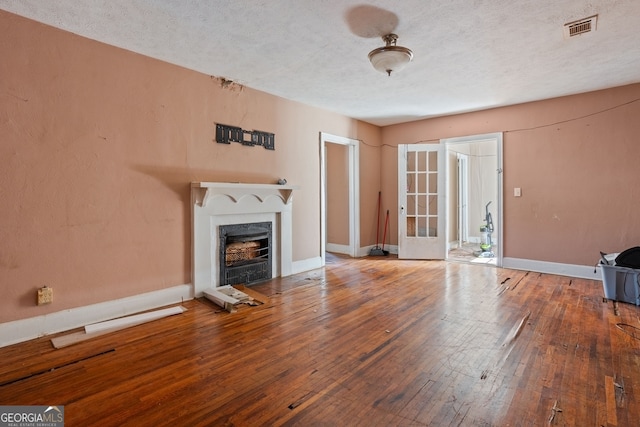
{"left": 1, "top": 254, "right": 639, "bottom": 426}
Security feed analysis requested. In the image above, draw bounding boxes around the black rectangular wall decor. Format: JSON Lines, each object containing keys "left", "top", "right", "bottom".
{"left": 215, "top": 123, "right": 275, "bottom": 150}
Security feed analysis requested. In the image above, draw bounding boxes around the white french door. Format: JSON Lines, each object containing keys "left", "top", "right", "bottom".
{"left": 397, "top": 144, "right": 446, "bottom": 259}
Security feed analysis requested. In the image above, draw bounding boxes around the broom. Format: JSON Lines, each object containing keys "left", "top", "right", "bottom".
{"left": 381, "top": 209, "right": 390, "bottom": 256}
{"left": 369, "top": 192, "right": 385, "bottom": 256}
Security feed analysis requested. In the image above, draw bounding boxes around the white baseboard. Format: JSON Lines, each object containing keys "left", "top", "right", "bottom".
{"left": 502, "top": 257, "right": 601, "bottom": 280}
{"left": 358, "top": 245, "right": 398, "bottom": 257}
{"left": 317, "top": 254, "right": 599, "bottom": 280}
{"left": 326, "top": 243, "right": 351, "bottom": 255}
{"left": 385, "top": 245, "right": 398, "bottom": 255}
{"left": 292, "top": 256, "right": 323, "bottom": 275}
{"left": 5, "top": 255, "right": 598, "bottom": 349}
{"left": 0, "top": 284, "right": 192, "bottom": 349}
{"left": 327, "top": 244, "right": 399, "bottom": 258}
{"left": 358, "top": 246, "right": 372, "bottom": 257}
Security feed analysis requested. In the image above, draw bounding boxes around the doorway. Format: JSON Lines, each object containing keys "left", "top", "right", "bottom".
{"left": 319, "top": 132, "right": 360, "bottom": 265}
{"left": 443, "top": 133, "right": 503, "bottom": 267}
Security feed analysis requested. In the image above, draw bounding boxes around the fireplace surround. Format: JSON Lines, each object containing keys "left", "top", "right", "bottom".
{"left": 191, "top": 182, "right": 297, "bottom": 297}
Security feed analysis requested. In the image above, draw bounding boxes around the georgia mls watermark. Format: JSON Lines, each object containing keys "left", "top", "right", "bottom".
{"left": 0, "top": 406, "right": 64, "bottom": 427}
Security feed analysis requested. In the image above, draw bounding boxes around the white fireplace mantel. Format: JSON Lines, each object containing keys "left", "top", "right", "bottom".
{"left": 191, "top": 182, "right": 298, "bottom": 207}
{"left": 191, "top": 182, "right": 299, "bottom": 297}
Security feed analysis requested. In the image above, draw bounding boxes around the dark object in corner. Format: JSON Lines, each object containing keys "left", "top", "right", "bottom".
{"left": 615, "top": 247, "right": 640, "bottom": 269}
{"left": 381, "top": 209, "right": 390, "bottom": 256}
{"left": 369, "top": 191, "right": 385, "bottom": 256}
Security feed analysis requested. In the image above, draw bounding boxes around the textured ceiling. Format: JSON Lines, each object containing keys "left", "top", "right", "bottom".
{"left": 2, "top": 0, "right": 640, "bottom": 126}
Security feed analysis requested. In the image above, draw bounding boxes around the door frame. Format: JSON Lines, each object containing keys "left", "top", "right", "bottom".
{"left": 457, "top": 152, "right": 470, "bottom": 246}
{"left": 320, "top": 132, "right": 360, "bottom": 265}
{"left": 442, "top": 132, "right": 503, "bottom": 267}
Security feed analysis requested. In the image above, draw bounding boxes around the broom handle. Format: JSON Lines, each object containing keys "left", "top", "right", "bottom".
{"left": 382, "top": 209, "right": 389, "bottom": 250}
{"left": 375, "top": 191, "right": 381, "bottom": 246}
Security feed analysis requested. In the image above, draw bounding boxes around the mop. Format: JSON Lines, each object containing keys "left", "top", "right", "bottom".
{"left": 369, "top": 191, "right": 385, "bottom": 256}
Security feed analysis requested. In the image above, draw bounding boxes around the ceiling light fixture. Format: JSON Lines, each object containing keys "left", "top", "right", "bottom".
{"left": 368, "top": 34, "right": 414, "bottom": 76}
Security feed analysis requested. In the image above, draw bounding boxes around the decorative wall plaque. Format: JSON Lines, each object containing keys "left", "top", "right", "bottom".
{"left": 215, "top": 123, "right": 275, "bottom": 150}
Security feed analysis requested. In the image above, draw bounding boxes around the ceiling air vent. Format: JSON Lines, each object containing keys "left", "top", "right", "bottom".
{"left": 563, "top": 15, "right": 597, "bottom": 38}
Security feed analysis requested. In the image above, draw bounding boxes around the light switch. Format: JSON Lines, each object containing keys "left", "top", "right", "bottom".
{"left": 514, "top": 187, "right": 522, "bottom": 197}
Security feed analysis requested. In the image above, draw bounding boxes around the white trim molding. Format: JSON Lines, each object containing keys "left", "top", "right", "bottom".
{"left": 326, "top": 243, "right": 351, "bottom": 255}
{"left": 0, "top": 284, "right": 191, "bottom": 348}
{"left": 502, "top": 257, "right": 601, "bottom": 280}
{"left": 359, "top": 244, "right": 398, "bottom": 257}
{"left": 320, "top": 132, "right": 360, "bottom": 264}
{"left": 292, "top": 256, "right": 323, "bottom": 275}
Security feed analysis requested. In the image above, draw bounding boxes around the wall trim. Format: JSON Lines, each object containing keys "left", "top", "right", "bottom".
{"left": 293, "top": 256, "right": 323, "bottom": 275}
{"left": 358, "top": 245, "right": 398, "bottom": 257}
{"left": 326, "top": 243, "right": 351, "bottom": 255}
{"left": 502, "top": 257, "right": 601, "bottom": 280}
{"left": 0, "top": 284, "right": 192, "bottom": 349}
{"left": 3, "top": 257, "right": 601, "bottom": 348}
{"left": 319, "top": 132, "right": 360, "bottom": 264}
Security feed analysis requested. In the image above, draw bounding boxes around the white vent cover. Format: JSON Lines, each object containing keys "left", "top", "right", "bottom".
{"left": 564, "top": 15, "right": 598, "bottom": 38}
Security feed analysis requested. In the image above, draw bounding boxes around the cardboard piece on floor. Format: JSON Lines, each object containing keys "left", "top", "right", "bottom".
{"left": 51, "top": 327, "right": 120, "bottom": 349}
{"left": 204, "top": 285, "right": 248, "bottom": 312}
{"left": 203, "top": 285, "right": 266, "bottom": 312}
{"left": 232, "top": 285, "right": 268, "bottom": 304}
{"left": 51, "top": 306, "right": 186, "bottom": 349}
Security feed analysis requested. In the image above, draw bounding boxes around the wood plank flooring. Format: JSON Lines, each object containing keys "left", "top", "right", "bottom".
{"left": 1, "top": 254, "right": 639, "bottom": 426}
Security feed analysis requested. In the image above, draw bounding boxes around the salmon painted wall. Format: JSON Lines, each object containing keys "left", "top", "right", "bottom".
{"left": 0, "top": 11, "right": 381, "bottom": 323}
{"left": 382, "top": 84, "right": 640, "bottom": 266}
{"left": 326, "top": 143, "right": 349, "bottom": 246}
{"left": 355, "top": 125, "right": 383, "bottom": 250}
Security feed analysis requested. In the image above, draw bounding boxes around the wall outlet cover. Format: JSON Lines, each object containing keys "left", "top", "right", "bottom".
{"left": 37, "top": 287, "right": 53, "bottom": 305}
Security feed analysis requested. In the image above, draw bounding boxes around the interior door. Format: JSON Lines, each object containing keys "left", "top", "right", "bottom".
{"left": 398, "top": 144, "right": 446, "bottom": 259}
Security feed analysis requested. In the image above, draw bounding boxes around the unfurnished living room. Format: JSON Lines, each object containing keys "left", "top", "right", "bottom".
{"left": 1, "top": 1, "right": 640, "bottom": 426}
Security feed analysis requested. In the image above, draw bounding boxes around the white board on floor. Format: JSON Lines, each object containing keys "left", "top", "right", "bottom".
{"left": 84, "top": 306, "right": 186, "bottom": 334}
{"left": 51, "top": 305, "right": 186, "bottom": 348}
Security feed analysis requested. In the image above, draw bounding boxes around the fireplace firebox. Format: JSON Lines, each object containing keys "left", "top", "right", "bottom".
{"left": 219, "top": 222, "right": 272, "bottom": 286}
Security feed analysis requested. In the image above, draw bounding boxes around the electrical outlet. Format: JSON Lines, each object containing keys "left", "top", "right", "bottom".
{"left": 37, "top": 286, "right": 53, "bottom": 305}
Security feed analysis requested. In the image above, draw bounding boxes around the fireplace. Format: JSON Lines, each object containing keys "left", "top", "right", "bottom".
{"left": 191, "top": 182, "right": 297, "bottom": 297}
{"left": 219, "top": 222, "right": 272, "bottom": 286}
